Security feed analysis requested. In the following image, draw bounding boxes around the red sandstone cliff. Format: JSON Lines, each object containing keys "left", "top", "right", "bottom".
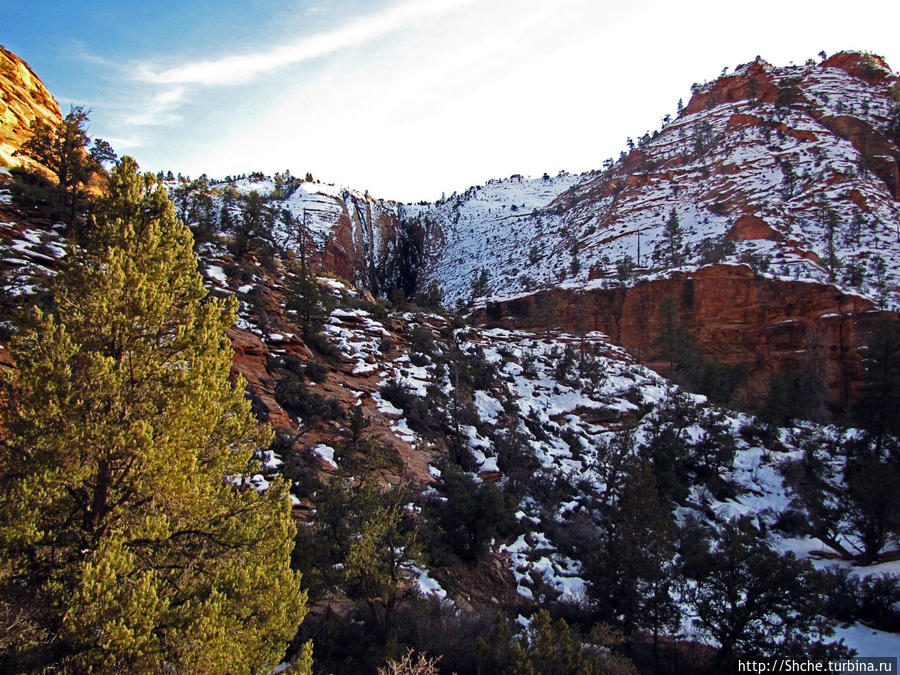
{"left": 482, "top": 264, "right": 896, "bottom": 413}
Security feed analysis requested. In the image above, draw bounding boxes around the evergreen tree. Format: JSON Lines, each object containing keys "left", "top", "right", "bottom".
{"left": 284, "top": 251, "right": 334, "bottom": 339}
{"left": 343, "top": 487, "right": 422, "bottom": 641}
{"left": 588, "top": 459, "right": 677, "bottom": 644}
{"left": 853, "top": 318, "right": 900, "bottom": 452}
{"left": 0, "top": 158, "right": 308, "bottom": 673}
{"left": 470, "top": 268, "right": 490, "bottom": 300}
{"left": 186, "top": 178, "right": 218, "bottom": 248}
{"left": 779, "top": 431, "right": 850, "bottom": 557}
{"left": 843, "top": 450, "right": 900, "bottom": 564}
{"left": 822, "top": 206, "right": 841, "bottom": 282}
{"left": 683, "top": 517, "right": 841, "bottom": 667}
{"left": 15, "top": 105, "right": 115, "bottom": 224}
{"left": 476, "top": 610, "right": 625, "bottom": 675}
{"left": 653, "top": 294, "right": 697, "bottom": 375}
{"left": 424, "top": 464, "right": 518, "bottom": 563}
{"left": 233, "top": 190, "right": 276, "bottom": 268}
{"left": 662, "top": 208, "right": 684, "bottom": 266}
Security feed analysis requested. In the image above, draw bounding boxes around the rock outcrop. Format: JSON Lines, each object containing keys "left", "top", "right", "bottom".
{"left": 0, "top": 45, "right": 61, "bottom": 171}
{"left": 482, "top": 264, "right": 896, "bottom": 413}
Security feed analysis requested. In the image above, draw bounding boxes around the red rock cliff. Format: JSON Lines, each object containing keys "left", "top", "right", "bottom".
{"left": 483, "top": 265, "right": 895, "bottom": 414}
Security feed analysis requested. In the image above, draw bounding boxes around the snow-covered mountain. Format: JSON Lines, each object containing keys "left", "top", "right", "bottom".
{"left": 411, "top": 52, "right": 900, "bottom": 311}
{"left": 5, "top": 42, "right": 900, "bottom": 668}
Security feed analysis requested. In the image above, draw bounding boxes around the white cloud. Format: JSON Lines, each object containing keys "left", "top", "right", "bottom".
{"left": 134, "top": 0, "right": 480, "bottom": 87}
{"left": 94, "top": 0, "right": 900, "bottom": 199}
{"left": 122, "top": 85, "right": 187, "bottom": 126}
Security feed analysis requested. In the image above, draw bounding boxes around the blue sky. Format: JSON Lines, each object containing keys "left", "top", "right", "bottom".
{"left": 5, "top": 0, "right": 900, "bottom": 202}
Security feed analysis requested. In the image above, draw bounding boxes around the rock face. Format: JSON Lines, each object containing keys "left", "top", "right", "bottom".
{"left": 401, "top": 51, "right": 900, "bottom": 416}
{"left": 3, "top": 45, "right": 900, "bottom": 421}
{"left": 319, "top": 194, "right": 407, "bottom": 295}
{"left": 482, "top": 264, "right": 896, "bottom": 413}
{"left": 0, "top": 45, "right": 61, "bottom": 171}
{"left": 410, "top": 52, "right": 900, "bottom": 321}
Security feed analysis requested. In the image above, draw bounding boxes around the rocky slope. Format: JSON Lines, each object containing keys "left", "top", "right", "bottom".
{"left": 478, "top": 264, "right": 893, "bottom": 413}
{"left": 0, "top": 45, "right": 61, "bottom": 172}
{"left": 414, "top": 52, "right": 900, "bottom": 307}
{"left": 159, "top": 52, "right": 900, "bottom": 416}
{"left": 4, "top": 46, "right": 900, "bottom": 664}
{"left": 400, "top": 52, "right": 900, "bottom": 414}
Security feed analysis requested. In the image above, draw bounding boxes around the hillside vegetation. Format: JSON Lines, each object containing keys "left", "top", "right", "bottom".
{"left": 1, "top": 46, "right": 900, "bottom": 673}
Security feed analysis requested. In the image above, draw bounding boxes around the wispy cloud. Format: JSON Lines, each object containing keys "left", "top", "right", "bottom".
{"left": 122, "top": 85, "right": 187, "bottom": 126}
{"left": 134, "top": 0, "right": 478, "bottom": 87}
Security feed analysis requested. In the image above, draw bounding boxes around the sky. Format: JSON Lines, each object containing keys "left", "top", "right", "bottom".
{"left": 5, "top": 0, "right": 900, "bottom": 202}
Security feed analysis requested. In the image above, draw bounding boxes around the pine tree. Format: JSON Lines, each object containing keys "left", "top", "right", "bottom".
{"left": 284, "top": 251, "right": 334, "bottom": 339}
{"left": 588, "top": 459, "right": 677, "bottom": 643}
{"left": 662, "top": 208, "right": 684, "bottom": 266}
{"left": 853, "top": 318, "right": 900, "bottom": 451}
{"left": 0, "top": 158, "right": 308, "bottom": 673}
{"left": 343, "top": 487, "right": 421, "bottom": 641}
{"left": 470, "top": 267, "right": 490, "bottom": 300}
{"left": 15, "top": 105, "right": 115, "bottom": 224}
{"left": 683, "top": 517, "right": 841, "bottom": 667}
{"left": 653, "top": 294, "right": 698, "bottom": 377}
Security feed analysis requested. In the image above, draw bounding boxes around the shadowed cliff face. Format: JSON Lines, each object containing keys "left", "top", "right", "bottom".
{"left": 481, "top": 264, "right": 897, "bottom": 415}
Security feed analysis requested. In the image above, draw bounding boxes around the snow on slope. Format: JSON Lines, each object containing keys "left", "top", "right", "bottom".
{"left": 404, "top": 172, "right": 589, "bottom": 303}
{"left": 411, "top": 55, "right": 900, "bottom": 310}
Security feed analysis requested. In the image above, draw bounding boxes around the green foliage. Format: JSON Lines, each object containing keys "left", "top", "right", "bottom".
{"left": 690, "top": 406, "right": 739, "bottom": 479}
{"left": 778, "top": 431, "right": 847, "bottom": 555}
{"left": 379, "top": 377, "right": 450, "bottom": 441}
{"left": 298, "top": 479, "right": 421, "bottom": 642}
{"left": 638, "top": 388, "right": 739, "bottom": 503}
{"left": 470, "top": 267, "right": 490, "bottom": 300}
{"left": 843, "top": 446, "right": 900, "bottom": 564}
{"left": 781, "top": 428, "right": 900, "bottom": 565}
{"left": 683, "top": 516, "right": 845, "bottom": 666}
{"left": 274, "top": 376, "right": 344, "bottom": 427}
{"left": 759, "top": 367, "right": 825, "bottom": 426}
{"left": 494, "top": 426, "right": 540, "bottom": 496}
{"left": 344, "top": 494, "right": 422, "bottom": 639}
{"left": 229, "top": 190, "right": 276, "bottom": 267}
{"left": 346, "top": 402, "right": 371, "bottom": 454}
{"left": 653, "top": 293, "right": 751, "bottom": 406}
{"left": 653, "top": 295, "right": 698, "bottom": 374}
{"left": 414, "top": 281, "right": 443, "bottom": 310}
{"left": 639, "top": 390, "right": 696, "bottom": 503}
{"left": 284, "top": 252, "right": 336, "bottom": 339}
{"left": 173, "top": 177, "right": 218, "bottom": 248}
{"left": 423, "top": 464, "right": 518, "bottom": 564}
{"left": 409, "top": 324, "right": 436, "bottom": 356}
{"left": 662, "top": 208, "right": 684, "bottom": 266}
{"left": 695, "top": 357, "right": 747, "bottom": 405}
{"left": 475, "top": 611, "right": 634, "bottom": 675}
{"left": 8, "top": 165, "right": 60, "bottom": 215}
{"left": 853, "top": 318, "right": 900, "bottom": 449}
{"left": 698, "top": 236, "right": 736, "bottom": 265}
{"left": 821, "top": 568, "right": 900, "bottom": 633}
{"left": 0, "top": 158, "right": 306, "bottom": 673}
{"left": 615, "top": 255, "right": 635, "bottom": 282}
{"left": 14, "top": 106, "right": 115, "bottom": 224}
{"left": 588, "top": 459, "right": 677, "bottom": 643}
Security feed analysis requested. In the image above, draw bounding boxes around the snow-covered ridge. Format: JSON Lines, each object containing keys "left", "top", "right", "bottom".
{"left": 165, "top": 53, "right": 899, "bottom": 313}
{"left": 407, "top": 54, "right": 900, "bottom": 310}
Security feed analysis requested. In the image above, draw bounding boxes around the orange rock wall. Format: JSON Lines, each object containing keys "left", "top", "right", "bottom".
{"left": 0, "top": 45, "right": 62, "bottom": 171}
{"left": 484, "top": 265, "right": 895, "bottom": 414}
